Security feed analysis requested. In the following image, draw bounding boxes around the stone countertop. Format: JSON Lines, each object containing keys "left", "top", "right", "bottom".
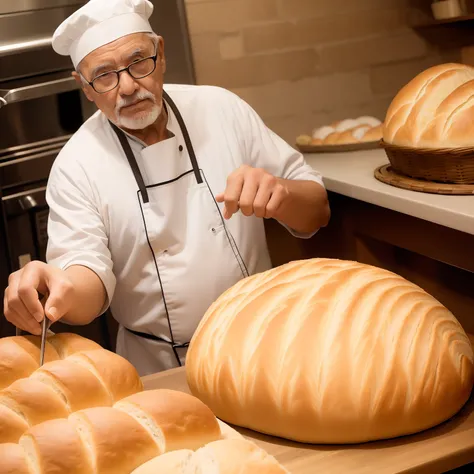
{"left": 304, "top": 148, "right": 474, "bottom": 236}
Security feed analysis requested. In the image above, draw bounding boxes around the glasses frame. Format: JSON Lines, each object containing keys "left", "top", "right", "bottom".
{"left": 83, "top": 45, "right": 159, "bottom": 94}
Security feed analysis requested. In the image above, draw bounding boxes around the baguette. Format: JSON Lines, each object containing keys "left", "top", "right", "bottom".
{"left": 130, "top": 439, "right": 289, "bottom": 474}
{"left": 0, "top": 349, "right": 143, "bottom": 443}
{"left": 185, "top": 258, "right": 474, "bottom": 444}
{"left": 0, "top": 333, "right": 101, "bottom": 390}
{"left": 0, "top": 389, "right": 223, "bottom": 474}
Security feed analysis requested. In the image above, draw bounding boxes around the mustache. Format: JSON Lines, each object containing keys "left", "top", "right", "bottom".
{"left": 116, "top": 91, "right": 156, "bottom": 113}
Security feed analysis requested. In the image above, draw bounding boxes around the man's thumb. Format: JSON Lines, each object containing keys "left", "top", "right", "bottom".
{"left": 44, "top": 299, "right": 65, "bottom": 322}
{"left": 215, "top": 193, "right": 224, "bottom": 202}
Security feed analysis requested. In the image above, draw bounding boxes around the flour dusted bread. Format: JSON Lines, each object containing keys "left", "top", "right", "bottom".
{"left": 297, "top": 115, "right": 382, "bottom": 147}
{"left": 0, "top": 333, "right": 102, "bottom": 390}
{"left": 131, "top": 439, "right": 289, "bottom": 474}
{"left": 186, "top": 258, "right": 474, "bottom": 444}
{"left": 383, "top": 63, "right": 474, "bottom": 148}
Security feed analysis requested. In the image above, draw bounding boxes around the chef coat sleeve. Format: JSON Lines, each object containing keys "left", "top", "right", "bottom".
{"left": 233, "top": 93, "right": 326, "bottom": 239}
{"left": 45, "top": 162, "right": 116, "bottom": 317}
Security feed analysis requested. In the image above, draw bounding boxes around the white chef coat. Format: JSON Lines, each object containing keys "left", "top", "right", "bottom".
{"left": 45, "top": 84, "right": 325, "bottom": 376}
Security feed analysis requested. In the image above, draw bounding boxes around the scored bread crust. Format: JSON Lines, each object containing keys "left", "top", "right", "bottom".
{"left": 66, "top": 349, "right": 144, "bottom": 402}
{"left": 0, "top": 378, "right": 69, "bottom": 426}
{"left": 46, "top": 333, "right": 101, "bottom": 358}
{"left": 114, "top": 389, "right": 222, "bottom": 453}
{"left": 185, "top": 258, "right": 474, "bottom": 444}
{"left": 0, "top": 333, "right": 102, "bottom": 391}
{"left": 5, "top": 389, "right": 224, "bottom": 474}
{"left": 0, "top": 348, "right": 143, "bottom": 444}
{"left": 69, "top": 407, "right": 160, "bottom": 474}
{"left": 30, "top": 359, "right": 113, "bottom": 411}
{"left": 0, "top": 337, "right": 59, "bottom": 391}
{"left": 129, "top": 439, "right": 289, "bottom": 474}
{"left": 0, "top": 443, "right": 31, "bottom": 474}
{"left": 383, "top": 62, "right": 474, "bottom": 148}
{"left": 20, "top": 418, "right": 93, "bottom": 474}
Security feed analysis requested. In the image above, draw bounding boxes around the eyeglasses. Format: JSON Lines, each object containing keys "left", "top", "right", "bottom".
{"left": 85, "top": 51, "right": 158, "bottom": 94}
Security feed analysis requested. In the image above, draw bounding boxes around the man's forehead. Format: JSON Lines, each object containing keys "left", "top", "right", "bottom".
{"left": 82, "top": 33, "right": 154, "bottom": 70}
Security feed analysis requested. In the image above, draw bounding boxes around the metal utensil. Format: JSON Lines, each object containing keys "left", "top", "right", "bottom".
{"left": 39, "top": 316, "right": 50, "bottom": 366}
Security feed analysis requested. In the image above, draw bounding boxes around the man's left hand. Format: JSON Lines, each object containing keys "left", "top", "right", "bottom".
{"left": 215, "top": 165, "right": 289, "bottom": 220}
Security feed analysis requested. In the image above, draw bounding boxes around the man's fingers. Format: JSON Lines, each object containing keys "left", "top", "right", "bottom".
{"left": 17, "top": 268, "right": 47, "bottom": 322}
{"left": 4, "top": 297, "right": 41, "bottom": 335}
{"left": 222, "top": 173, "right": 244, "bottom": 218}
{"left": 43, "top": 279, "right": 73, "bottom": 322}
{"left": 239, "top": 175, "right": 259, "bottom": 217}
{"left": 253, "top": 184, "right": 273, "bottom": 218}
{"left": 265, "top": 186, "right": 285, "bottom": 218}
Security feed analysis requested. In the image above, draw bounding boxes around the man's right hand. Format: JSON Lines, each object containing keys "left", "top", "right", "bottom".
{"left": 3, "top": 261, "right": 74, "bottom": 335}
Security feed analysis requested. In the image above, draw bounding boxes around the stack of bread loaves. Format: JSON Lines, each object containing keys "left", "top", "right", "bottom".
{"left": 297, "top": 116, "right": 383, "bottom": 146}
{"left": 0, "top": 389, "right": 289, "bottom": 474}
{"left": 0, "top": 334, "right": 143, "bottom": 444}
{"left": 186, "top": 258, "right": 474, "bottom": 444}
{"left": 383, "top": 63, "right": 474, "bottom": 149}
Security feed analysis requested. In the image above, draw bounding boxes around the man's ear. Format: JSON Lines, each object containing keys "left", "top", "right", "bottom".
{"left": 72, "top": 71, "right": 94, "bottom": 102}
{"left": 157, "top": 36, "right": 166, "bottom": 74}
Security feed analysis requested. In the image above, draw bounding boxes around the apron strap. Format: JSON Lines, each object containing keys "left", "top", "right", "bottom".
{"left": 124, "top": 327, "right": 189, "bottom": 367}
{"left": 109, "top": 121, "right": 150, "bottom": 204}
{"left": 162, "top": 90, "right": 203, "bottom": 185}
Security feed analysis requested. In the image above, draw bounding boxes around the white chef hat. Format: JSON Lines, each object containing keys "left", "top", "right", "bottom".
{"left": 52, "top": 0, "right": 155, "bottom": 69}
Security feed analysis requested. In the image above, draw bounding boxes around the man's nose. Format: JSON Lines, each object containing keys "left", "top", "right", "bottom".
{"left": 117, "top": 70, "right": 139, "bottom": 96}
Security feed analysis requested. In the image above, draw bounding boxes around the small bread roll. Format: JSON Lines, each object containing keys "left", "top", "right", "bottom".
{"left": 334, "top": 118, "right": 360, "bottom": 132}
{"left": 355, "top": 116, "right": 382, "bottom": 127}
{"left": 312, "top": 125, "right": 334, "bottom": 140}
{"left": 361, "top": 123, "right": 383, "bottom": 142}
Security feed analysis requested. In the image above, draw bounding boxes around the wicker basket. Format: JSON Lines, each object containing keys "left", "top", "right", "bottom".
{"left": 380, "top": 140, "right": 474, "bottom": 184}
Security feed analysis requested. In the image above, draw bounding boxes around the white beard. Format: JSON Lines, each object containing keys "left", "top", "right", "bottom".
{"left": 115, "top": 90, "right": 162, "bottom": 130}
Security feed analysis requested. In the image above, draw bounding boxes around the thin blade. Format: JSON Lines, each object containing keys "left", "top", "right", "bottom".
{"left": 39, "top": 317, "right": 48, "bottom": 366}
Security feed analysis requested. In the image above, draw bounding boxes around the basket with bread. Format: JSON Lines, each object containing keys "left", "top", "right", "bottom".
{"left": 296, "top": 116, "right": 383, "bottom": 153}
{"left": 0, "top": 332, "right": 289, "bottom": 473}
{"left": 381, "top": 62, "right": 474, "bottom": 184}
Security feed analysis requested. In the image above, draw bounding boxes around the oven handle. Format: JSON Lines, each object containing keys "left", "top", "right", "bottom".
{"left": 0, "top": 37, "right": 53, "bottom": 57}
{"left": 2, "top": 186, "right": 47, "bottom": 216}
{"left": 0, "top": 146, "right": 64, "bottom": 168}
{"left": 0, "top": 75, "right": 79, "bottom": 108}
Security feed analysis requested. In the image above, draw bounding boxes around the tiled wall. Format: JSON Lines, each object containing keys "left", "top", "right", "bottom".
{"left": 183, "top": 0, "right": 459, "bottom": 144}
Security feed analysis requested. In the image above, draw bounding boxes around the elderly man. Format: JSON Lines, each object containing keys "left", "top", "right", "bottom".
{"left": 3, "top": 0, "right": 330, "bottom": 375}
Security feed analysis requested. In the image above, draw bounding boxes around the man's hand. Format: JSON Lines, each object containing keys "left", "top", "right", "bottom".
{"left": 215, "top": 165, "right": 289, "bottom": 220}
{"left": 3, "top": 261, "right": 74, "bottom": 335}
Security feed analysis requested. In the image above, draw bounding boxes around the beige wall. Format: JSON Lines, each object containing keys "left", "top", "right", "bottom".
{"left": 183, "top": 0, "right": 459, "bottom": 144}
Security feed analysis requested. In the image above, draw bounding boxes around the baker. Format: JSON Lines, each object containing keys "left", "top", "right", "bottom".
{"left": 3, "top": 0, "right": 330, "bottom": 376}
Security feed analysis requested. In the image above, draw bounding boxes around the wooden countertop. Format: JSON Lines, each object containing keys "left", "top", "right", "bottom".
{"left": 304, "top": 149, "right": 474, "bottom": 236}
{"left": 142, "top": 364, "right": 474, "bottom": 474}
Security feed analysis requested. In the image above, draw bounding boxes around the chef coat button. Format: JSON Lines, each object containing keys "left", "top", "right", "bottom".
{"left": 211, "top": 227, "right": 216, "bottom": 233}
{"left": 179, "top": 145, "right": 183, "bottom": 152}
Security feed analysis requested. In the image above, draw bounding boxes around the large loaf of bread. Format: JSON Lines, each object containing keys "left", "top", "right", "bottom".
{"left": 0, "top": 332, "right": 102, "bottom": 390}
{"left": 185, "top": 258, "right": 474, "bottom": 444}
{"left": 383, "top": 62, "right": 474, "bottom": 148}
{"left": 0, "top": 389, "right": 278, "bottom": 474}
{"left": 0, "top": 348, "right": 143, "bottom": 443}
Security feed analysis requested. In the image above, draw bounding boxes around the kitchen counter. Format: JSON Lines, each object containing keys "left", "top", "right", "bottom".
{"left": 142, "top": 352, "right": 474, "bottom": 474}
{"left": 304, "top": 149, "right": 474, "bottom": 236}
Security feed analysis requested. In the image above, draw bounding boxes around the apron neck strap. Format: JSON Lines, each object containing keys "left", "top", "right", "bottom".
{"left": 109, "top": 90, "right": 203, "bottom": 205}
{"left": 162, "top": 90, "right": 202, "bottom": 184}
{"left": 109, "top": 120, "right": 150, "bottom": 204}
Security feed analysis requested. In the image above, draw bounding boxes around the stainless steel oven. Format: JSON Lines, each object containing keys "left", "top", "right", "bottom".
{"left": 0, "top": 0, "right": 195, "bottom": 342}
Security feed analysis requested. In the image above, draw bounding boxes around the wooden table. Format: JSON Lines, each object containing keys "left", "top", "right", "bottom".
{"left": 142, "top": 367, "right": 474, "bottom": 474}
